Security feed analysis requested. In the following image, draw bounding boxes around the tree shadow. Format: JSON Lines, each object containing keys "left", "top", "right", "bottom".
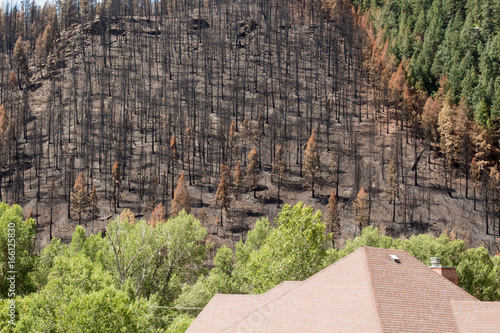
{"left": 259, "top": 196, "right": 283, "bottom": 205}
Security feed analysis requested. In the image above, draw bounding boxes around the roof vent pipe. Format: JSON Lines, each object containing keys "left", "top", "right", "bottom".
{"left": 430, "top": 257, "right": 441, "bottom": 267}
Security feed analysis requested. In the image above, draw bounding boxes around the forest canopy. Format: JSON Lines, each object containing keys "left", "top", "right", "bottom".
{"left": 353, "top": 0, "right": 500, "bottom": 126}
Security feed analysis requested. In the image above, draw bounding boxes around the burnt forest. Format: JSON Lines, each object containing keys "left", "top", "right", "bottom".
{"left": 0, "top": 0, "right": 499, "bottom": 253}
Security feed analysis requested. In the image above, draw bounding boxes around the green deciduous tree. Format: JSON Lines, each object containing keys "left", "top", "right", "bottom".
{"left": 457, "top": 247, "right": 500, "bottom": 301}
{"left": 0, "top": 203, "right": 36, "bottom": 297}
{"left": 12, "top": 253, "right": 155, "bottom": 332}
{"left": 175, "top": 245, "right": 238, "bottom": 309}
{"left": 106, "top": 211, "right": 207, "bottom": 301}
{"left": 244, "top": 203, "right": 329, "bottom": 293}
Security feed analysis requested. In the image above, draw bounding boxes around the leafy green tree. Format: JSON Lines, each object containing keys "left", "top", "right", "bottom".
{"left": 0, "top": 203, "right": 36, "bottom": 297}
{"left": 234, "top": 217, "right": 273, "bottom": 270}
{"left": 29, "top": 238, "right": 65, "bottom": 290}
{"left": 166, "top": 314, "right": 195, "bottom": 333}
{"left": 12, "top": 253, "right": 155, "bottom": 332}
{"left": 244, "top": 203, "right": 329, "bottom": 293}
{"left": 105, "top": 211, "right": 208, "bottom": 301}
{"left": 175, "top": 245, "right": 238, "bottom": 309}
{"left": 69, "top": 225, "right": 108, "bottom": 265}
{"left": 400, "top": 233, "right": 466, "bottom": 267}
{"left": 457, "top": 246, "right": 500, "bottom": 301}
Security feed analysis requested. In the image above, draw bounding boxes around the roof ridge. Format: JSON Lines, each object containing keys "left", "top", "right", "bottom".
{"left": 259, "top": 280, "right": 302, "bottom": 296}
{"left": 297, "top": 246, "right": 367, "bottom": 283}
{"left": 220, "top": 280, "right": 304, "bottom": 332}
{"left": 363, "top": 247, "right": 385, "bottom": 333}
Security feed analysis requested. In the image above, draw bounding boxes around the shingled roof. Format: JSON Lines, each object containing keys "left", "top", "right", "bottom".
{"left": 187, "top": 246, "right": 500, "bottom": 332}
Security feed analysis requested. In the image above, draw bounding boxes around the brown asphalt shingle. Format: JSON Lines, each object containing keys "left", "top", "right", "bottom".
{"left": 187, "top": 246, "right": 499, "bottom": 333}
{"left": 451, "top": 301, "right": 500, "bottom": 332}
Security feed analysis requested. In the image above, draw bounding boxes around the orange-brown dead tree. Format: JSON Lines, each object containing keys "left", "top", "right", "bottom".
{"left": 233, "top": 161, "right": 243, "bottom": 200}
{"left": 13, "top": 37, "right": 29, "bottom": 89}
{"left": 149, "top": 202, "right": 166, "bottom": 227}
{"left": 215, "top": 164, "right": 231, "bottom": 226}
{"left": 303, "top": 133, "right": 320, "bottom": 198}
{"left": 246, "top": 147, "right": 259, "bottom": 198}
{"left": 71, "top": 172, "right": 90, "bottom": 225}
{"left": 326, "top": 188, "right": 341, "bottom": 248}
{"left": 353, "top": 187, "right": 369, "bottom": 235}
{"left": 171, "top": 172, "right": 191, "bottom": 217}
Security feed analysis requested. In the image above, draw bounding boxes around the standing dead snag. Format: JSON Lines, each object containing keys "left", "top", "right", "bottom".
{"left": 112, "top": 161, "right": 120, "bottom": 213}
{"left": 229, "top": 120, "right": 239, "bottom": 169}
{"left": 0, "top": 104, "right": 11, "bottom": 202}
{"left": 387, "top": 155, "right": 399, "bottom": 222}
{"left": 326, "top": 188, "right": 341, "bottom": 248}
{"left": 303, "top": 133, "right": 320, "bottom": 198}
{"left": 71, "top": 172, "right": 90, "bottom": 225}
{"left": 48, "top": 179, "right": 57, "bottom": 240}
{"left": 215, "top": 164, "right": 231, "bottom": 226}
{"left": 187, "top": 127, "right": 194, "bottom": 185}
{"left": 242, "top": 117, "right": 250, "bottom": 164}
{"left": 246, "top": 147, "right": 259, "bottom": 198}
{"left": 470, "top": 157, "right": 481, "bottom": 210}
{"left": 273, "top": 144, "right": 286, "bottom": 206}
{"left": 353, "top": 187, "right": 369, "bottom": 235}
{"left": 171, "top": 172, "right": 191, "bottom": 217}
{"left": 90, "top": 185, "right": 99, "bottom": 233}
{"left": 170, "top": 134, "right": 179, "bottom": 198}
